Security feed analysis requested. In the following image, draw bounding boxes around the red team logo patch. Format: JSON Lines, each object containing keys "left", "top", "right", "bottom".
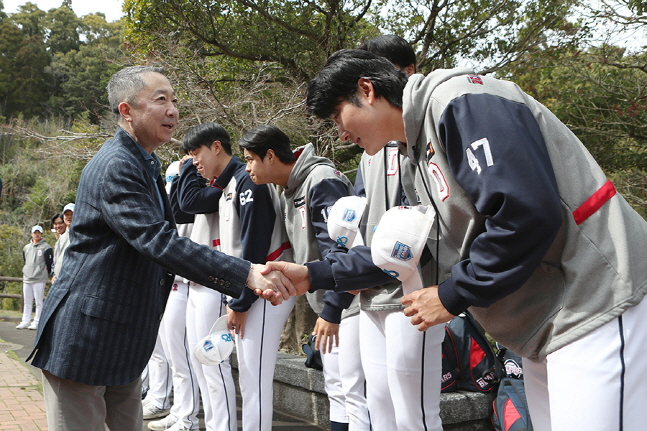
{"left": 467, "top": 75, "right": 483, "bottom": 85}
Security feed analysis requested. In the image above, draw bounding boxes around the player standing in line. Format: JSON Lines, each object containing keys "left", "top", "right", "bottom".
{"left": 240, "top": 125, "right": 369, "bottom": 431}
{"left": 145, "top": 161, "right": 202, "bottom": 431}
{"left": 17, "top": 226, "right": 53, "bottom": 331}
{"left": 51, "top": 203, "right": 74, "bottom": 283}
{"left": 265, "top": 49, "right": 647, "bottom": 431}
{"left": 176, "top": 122, "right": 295, "bottom": 431}
{"left": 351, "top": 35, "right": 444, "bottom": 431}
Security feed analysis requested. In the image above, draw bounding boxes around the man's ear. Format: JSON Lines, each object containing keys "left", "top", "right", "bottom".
{"left": 266, "top": 149, "right": 275, "bottom": 163}
{"left": 357, "top": 78, "right": 375, "bottom": 103}
{"left": 402, "top": 64, "right": 416, "bottom": 76}
{"left": 212, "top": 140, "right": 222, "bottom": 153}
{"left": 118, "top": 102, "right": 132, "bottom": 122}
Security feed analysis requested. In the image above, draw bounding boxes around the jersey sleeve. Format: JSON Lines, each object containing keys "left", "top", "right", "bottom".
{"left": 169, "top": 176, "right": 195, "bottom": 224}
{"left": 44, "top": 247, "right": 53, "bottom": 274}
{"left": 175, "top": 159, "right": 223, "bottom": 214}
{"left": 227, "top": 177, "right": 277, "bottom": 312}
{"left": 435, "top": 93, "right": 563, "bottom": 315}
{"left": 306, "top": 245, "right": 395, "bottom": 292}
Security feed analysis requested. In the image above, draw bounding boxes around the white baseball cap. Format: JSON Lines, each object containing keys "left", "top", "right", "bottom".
{"left": 327, "top": 196, "right": 367, "bottom": 249}
{"left": 370, "top": 205, "right": 436, "bottom": 295}
{"left": 31, "top": 225, "right": 43, "bottom": 233}
{"left": 63, "top": 203, "right": 75, "bottom": 214}
{"left": 165, "top": 161, "right": 181, "bottom": 194}
{"left": 193, "top": 315, "right": 234, "bottom": 366}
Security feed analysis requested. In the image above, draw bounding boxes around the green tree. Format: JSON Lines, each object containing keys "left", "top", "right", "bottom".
{"left": 0, "top": 22, "right": 50, "bottom": 120}
{"left": 43, "top": 4, "right": 82, "bottom": 54}
{"left": 0, "top": 22, "right": 24, "bottom": 119}
{"left": 12, "top": 34, "right": 51, "bottom": 118}
{"left": 10, "top": 2, "right": 47, "bottom": 38}
{"left": 47, "top": 16, "right": 128, "bottom": 122}
{"left": 124, "top": 0, "right": 584, "bottom": 80}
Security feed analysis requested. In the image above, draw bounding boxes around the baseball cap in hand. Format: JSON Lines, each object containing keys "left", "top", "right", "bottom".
{"left": 327, "top": 196, "right": 367, "bottom": 249}
{"left": 194, "top": 315, "right": 234, "bottom": 366}
{"left": 165, "top": 160, "right": 181, "bottom": 194}
{"left": 371, "top": 205, "right": 436, "bottom": 295}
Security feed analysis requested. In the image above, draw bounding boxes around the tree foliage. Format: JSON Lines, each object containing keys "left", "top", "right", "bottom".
{"left": 123, "top": 0, "right": 583, "bottom": 79}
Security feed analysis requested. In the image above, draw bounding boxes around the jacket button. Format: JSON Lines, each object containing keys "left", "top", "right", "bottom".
{"left": 208, "top": 276, "right": 215, "bottom": 282}
{"left": 159, "top": 279, "right": 164, "bottom": 285}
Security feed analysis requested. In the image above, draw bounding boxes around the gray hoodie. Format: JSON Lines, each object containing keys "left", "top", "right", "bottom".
{"left": 401, "top": 70, "right": 647, "bottom": 361}
{"left": 23, "top": 239, "right": 52, "bottom": 283}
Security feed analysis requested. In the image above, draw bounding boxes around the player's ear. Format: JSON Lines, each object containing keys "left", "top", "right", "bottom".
{"left": 266, "top": 149, "right": 275, "bottom": 163}
{"left": 357, "top": 78, "right": 375, "bottom": 103}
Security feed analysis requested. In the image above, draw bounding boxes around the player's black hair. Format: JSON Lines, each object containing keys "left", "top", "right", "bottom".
{"left": 306, "top": 49, "right": 409, "bottom": 120}
{"left": 182, "top": 122, "right": 232, "bottom": 155}
{"left": 238, "top": 125, "right": 296, "bottom": 164}
{"left": 358, "top": 35, "right": 417, "bottom": 71}
{"left": 51, "top": 213, "right": 63, "bottom": 224}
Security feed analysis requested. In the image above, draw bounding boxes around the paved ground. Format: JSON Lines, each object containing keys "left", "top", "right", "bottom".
{"left": 0, "top": 313, "right": 325, "bottom": 431}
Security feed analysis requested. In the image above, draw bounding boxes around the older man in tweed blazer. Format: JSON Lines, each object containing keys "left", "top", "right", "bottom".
{"left": 28, "top": 66, "right": 292, "bottom": 431}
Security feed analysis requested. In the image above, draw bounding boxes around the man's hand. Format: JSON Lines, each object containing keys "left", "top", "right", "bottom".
{"left": 247, "top": 263, "right": 295, "bottom": 304}
{"left": 261, "top": 261, "right": 311, "bottom": 296}
{"left": 226, "top": 307, "right": 248, "bottom": 339}
{"left": 401, "top": 286, "right": 455, "bottom": 331}
{"left": 312, "top": 317, "right": 339, "bottom": 354}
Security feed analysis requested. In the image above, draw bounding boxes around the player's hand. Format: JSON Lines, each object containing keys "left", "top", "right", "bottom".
{"left": 247, "top": 263, "right": 295, "bottom": 304}
{"left": 226, "top": 307, "right": 248, "bottom": 339}
{"left": 261, "top": 261, "right": 311, "bottom": 296}
{"left": 401, "top": 285, "right": 455, "bottom": 331}
{"left": 312, "top": 317, "right": 339, "bottom": 354}
{"left": 179, "top": 155, "right": 192, "bottom": 171}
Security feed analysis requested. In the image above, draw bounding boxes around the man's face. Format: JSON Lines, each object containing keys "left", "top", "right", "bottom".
{"left": 189, "top": 143, "right": 221, "bottom": 180}
{"left": 128, "top": 72, "right": 178, "bottom": 149}
{"left": 331, "top": 80, "right": 405, "bottom": 156}
{"left": 63, "top": 210, "right": 73, "bottom": 227}
{"left": 243, "top": 149, "right": 271, "bottom": 185}
{"left": 53, "top": 217, "right": 66, "bottom": 235}
{"left": 31, "top": 231, "right": 42, "bottom": 242}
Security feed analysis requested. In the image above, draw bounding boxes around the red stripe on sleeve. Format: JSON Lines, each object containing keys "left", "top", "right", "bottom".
{"left": 266, "top": 242, "right": 292, "bottom": 262}
{"left": 572, "top": 180, "right": 616, "bottom": 225}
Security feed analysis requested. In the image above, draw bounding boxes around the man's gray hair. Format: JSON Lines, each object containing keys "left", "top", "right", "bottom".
{"left": 107, "top": 66, "right": 166, "bottom": 118}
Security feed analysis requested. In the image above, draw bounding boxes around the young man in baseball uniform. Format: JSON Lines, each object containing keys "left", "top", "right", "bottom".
{"left": 175, "top": 122, "right": 294, "bottom": 431}
{"left": 18, "top": 225, "right": 53, "bottom": 330}
{"left": 264, "top": 49, "right": 647, "bottom": 431}
{"left": 349, "top": 35, "right": 444, "bottom": 431}
{"left": 240, "top": 125, "right": 368, "bottom": 431}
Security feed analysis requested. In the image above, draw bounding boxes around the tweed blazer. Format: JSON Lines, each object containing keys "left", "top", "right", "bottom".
{"left": 29, "top": 127, "right": 251, "bottom": 386}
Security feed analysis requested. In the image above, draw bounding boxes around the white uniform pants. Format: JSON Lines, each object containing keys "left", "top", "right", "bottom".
{"left": 524, "top": 296, "right": 647, "bottom": 431}
{"left": 321, "top": 341, "right": 347, "bottom": 424}
{"left": 235, "top": 296, "right": 295, "bottom": 431}
{"left": 338, "top": 314, "right": 371, "bottom": 431}
{"left": 159, "top": 280, "right": 201, "bottom": 429}
{"left": 21, "top": 281, "right": 45, "bottom": 325}
{"left": 186, "top": 284, "right": 237, "bottom": 431}
{"left": 144, "top": 335, "right": 172, "bottom": 409}
{"left": 359, "top": 308, "right": 444, "bottom": 431}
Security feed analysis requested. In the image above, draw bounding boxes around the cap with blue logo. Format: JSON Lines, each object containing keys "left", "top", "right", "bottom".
{"left": 193, "top": 315, "right": 235, "bottom": 366}
{"left": 370, "top": 205, "right": 436, "bottom": 295}
{"left": 327, "top": 196, "right": 367, "bottom": 249}
{"left": 165, "top": 160, "right": 182, "bottom": 194}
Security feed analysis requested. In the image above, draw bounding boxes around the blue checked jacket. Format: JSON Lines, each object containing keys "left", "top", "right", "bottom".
{"left": 28, "top": 127, "right": 250, "bottom": 386}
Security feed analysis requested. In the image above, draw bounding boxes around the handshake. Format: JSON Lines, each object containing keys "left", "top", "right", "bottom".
{"left": 247, "top": 195, "right": 368, "bottom": 304}
{"left": 246, "top": 262, "right": 310, "bottom": 305}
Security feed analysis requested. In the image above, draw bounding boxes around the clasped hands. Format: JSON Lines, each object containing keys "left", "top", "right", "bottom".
{"left": 248, "top": 262, "right": 455, "bottom": 331}
{"left": 246, "top": 262, "right": 311, "bottom": 305}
